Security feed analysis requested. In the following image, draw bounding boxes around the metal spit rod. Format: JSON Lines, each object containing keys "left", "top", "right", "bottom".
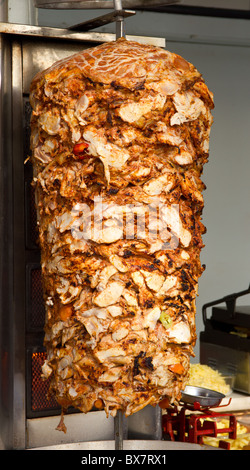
{"left": 114, "top": 0, "right": 124, "bottom": 38}
{"left": 114, "top": 410, "right": 124, "bottom": 450}
{"left": 114, "top": 0, "right": 124, "bottom": 451}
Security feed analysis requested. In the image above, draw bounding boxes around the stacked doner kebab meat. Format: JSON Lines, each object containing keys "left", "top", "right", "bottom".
{"left": 30, "top": 39, "right": 214, "bottom": 420}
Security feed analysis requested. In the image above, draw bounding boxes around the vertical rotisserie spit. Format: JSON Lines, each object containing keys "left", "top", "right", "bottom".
{"left": 29, "top": 38, "right": 214, "bottom": 419}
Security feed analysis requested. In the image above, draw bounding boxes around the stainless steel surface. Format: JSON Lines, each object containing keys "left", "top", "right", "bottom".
{"left": 126, "top": 405, "right": 162, "bottom": 440}
{"left": 26, "top": 412, "right": 115, "bottom": 449}
{"left": 33, "top": 0, "right": 179, "bottom": 9}
{"left": 0, "top": 35, "right": 26, "bottom": 450}
{"left": 31, "top": 439, "right": 216, "bottom": 450}
{"left": 0, "top": 23, "right": 166, "bottom": 47}
{"left": 0, "top": 31, "right": 15, "bottom": 451}
{"left": 181, "top": 385, "right": 225, "bottom": 408}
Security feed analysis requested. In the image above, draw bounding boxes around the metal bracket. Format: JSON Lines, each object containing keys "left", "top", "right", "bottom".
{"left": 68, "top": 8, "right": 135, "bottom": 33}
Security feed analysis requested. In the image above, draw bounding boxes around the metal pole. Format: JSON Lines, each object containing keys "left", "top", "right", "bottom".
{"left": 114, "top": 0, "right": 124, "bottom": 449}
{"left": 114, "top": 0, "right": 125, "bottom": 39}
{"left": 114, "top": 410, "right": 124, "bottom": 450}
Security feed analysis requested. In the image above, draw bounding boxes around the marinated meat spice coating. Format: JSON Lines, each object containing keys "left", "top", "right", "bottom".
{"left": 30, "top": 38, "right": 214, "bottom": 418}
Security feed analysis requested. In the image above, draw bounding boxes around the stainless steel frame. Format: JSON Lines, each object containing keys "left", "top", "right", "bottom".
{"left": 33, "top": 0, "right": 179, "bottom": 9}
{"left": 0, "top": 23, "right": 165, "bottom": 450}
{"left": 0, "top": 22, "right": 166, "bottom": 47}
{"left": 0, "top": 32, "right": 26, "bottom": 451}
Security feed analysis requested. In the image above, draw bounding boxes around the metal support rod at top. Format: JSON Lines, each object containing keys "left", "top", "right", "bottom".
{"left": 114, "top": 0, "right": 125, "bottom": 39}
{"left": 114, "top": 410, "right": 124, "bottom": 450}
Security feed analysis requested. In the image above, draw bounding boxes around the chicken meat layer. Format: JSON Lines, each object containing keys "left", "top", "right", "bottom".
{"left": 30, "top": 38, "right": 214, "bottom": 418}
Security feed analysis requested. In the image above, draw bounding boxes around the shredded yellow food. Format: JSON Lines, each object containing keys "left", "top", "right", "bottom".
{"left": 188, "top": 363, "right": 231, "bottom": 395}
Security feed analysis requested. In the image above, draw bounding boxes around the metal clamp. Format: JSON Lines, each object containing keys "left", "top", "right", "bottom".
{"left": 68, "top": 8, "right": 135, "bottom": 33}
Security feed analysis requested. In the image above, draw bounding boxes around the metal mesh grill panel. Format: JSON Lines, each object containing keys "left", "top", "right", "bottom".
{"left": 31, "top": 351, "right": 59, "bottom": 412}
{"left": 29, "top": 267, "right": 45, "bottom": 330}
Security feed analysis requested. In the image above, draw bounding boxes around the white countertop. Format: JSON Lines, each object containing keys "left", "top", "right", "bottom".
{"left": 221, "top": 392, "right": 250, "bottom": 412}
